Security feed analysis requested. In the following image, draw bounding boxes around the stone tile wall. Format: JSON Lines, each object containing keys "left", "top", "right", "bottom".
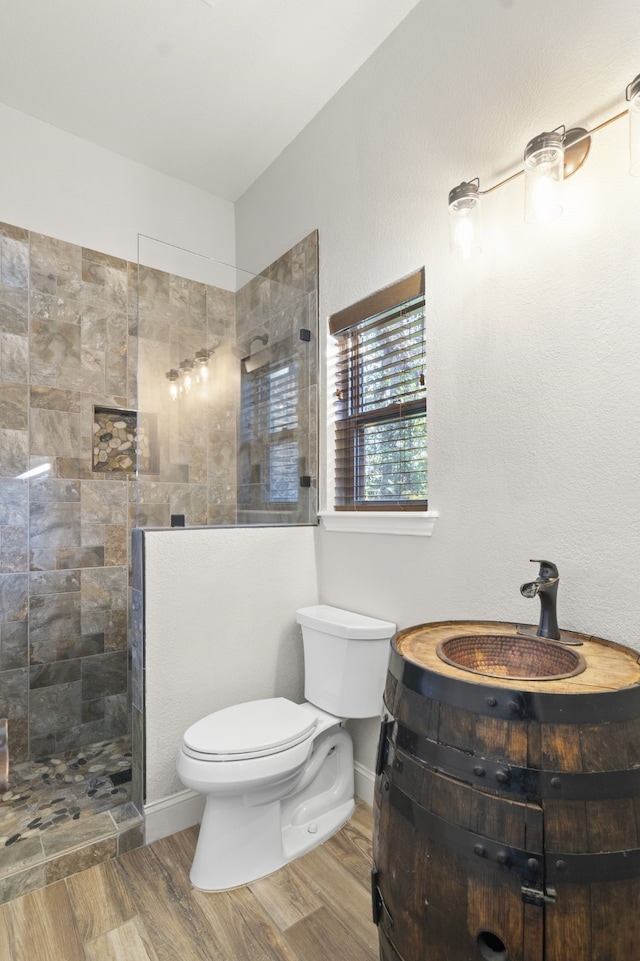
{"left": 236, "top": 230, "right": 318, "bottom": 524}
{"left": 0, "top": 224, "right": 245, "bottom": 765}
{"left": 0, "top": 223, "right": 136, "bottom": 764}
{"left": 0, "top": 220, "right": 318, "bottom": 804}
{"left": 135, "top": 266, "right": 238, "bottom": 526}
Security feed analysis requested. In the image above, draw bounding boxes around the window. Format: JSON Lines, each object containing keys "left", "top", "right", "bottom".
{"left": 239, "top": 355, "right": 299, "bottom": 507}
{"left": 330, "top": 268, "right": 426, "bottom": 511}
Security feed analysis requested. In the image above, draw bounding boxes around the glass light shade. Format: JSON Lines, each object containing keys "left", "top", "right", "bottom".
{"left": 627, "top": 74, "right": 640, "bottom": 176}
{"left": 180, "top": 360, "right": 193, "bottom": 392}
{"left": 524, "top": 131, "right": 564, "bottom": 224}
{"left": 166, "top": 369, "right": 180, "bottom": 400}
{"left": 448, "top": 182, "right": 481, "bottom": 258}
{"left": 195, "top": 349, "right": 210, "bottom": 383}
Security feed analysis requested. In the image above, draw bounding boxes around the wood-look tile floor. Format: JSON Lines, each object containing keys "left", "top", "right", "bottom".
{"left": 0, "top": 800, "right": 378, "bottom": 961}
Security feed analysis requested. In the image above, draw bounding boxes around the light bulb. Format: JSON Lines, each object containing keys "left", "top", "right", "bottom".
{"left": 195, "top": 349, "right": 211, "bottom": 385}
{"left": 448, "top": 181, "right": 481, "bottom": 258}
{"left": 166, "top": 369, "right": 180, "bottom": 400}
{"left": 180, "top": 360, "right": 194, "bottom": 393}
{"left": 524, "top": 130, "right": 564, "bottom": 224}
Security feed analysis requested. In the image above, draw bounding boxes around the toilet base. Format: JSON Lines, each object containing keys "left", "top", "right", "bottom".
{"left": 281, "top": 796, "right": 354, "bottom": 863}
{"left": 188, "top": 726, "right": 355, "bottom": 891}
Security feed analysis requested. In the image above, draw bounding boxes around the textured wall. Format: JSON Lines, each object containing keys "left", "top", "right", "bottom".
{"left": 235, "top": 0, "right": 640, "bottom": 773}
{"left": 141, "top": 526, "right": 319, "bottom": 803}
{"left": 0, "top": 102, "right": 235, "bottom": 270}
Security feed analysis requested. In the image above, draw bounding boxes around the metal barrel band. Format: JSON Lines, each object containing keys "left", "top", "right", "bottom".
{"left": 388, "top": 647, "right": 640, "bottom": 724}
{"left": 384, "top": 774, "right": 640, "bottom": 885}
{"left": 377, "top": 926, "right": 407, "bottom": 961}
{"left": 371, "top": 867, "right": 395, "bottom": 935}
{"left": 393, "top": 722, "right": 640, "bottom": 801}
{"left": 386, "top": 777, "right": 540, "bottom": 877}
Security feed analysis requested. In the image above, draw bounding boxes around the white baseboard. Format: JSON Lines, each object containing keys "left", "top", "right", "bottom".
{"left": 144, "top": 789, "right": 205, "bottom": 844}
{"left": 354, "top": 761, "right": 375, "bottom": 806}
{"left": 144, "top": 764, "right": 375, "bottom": 846}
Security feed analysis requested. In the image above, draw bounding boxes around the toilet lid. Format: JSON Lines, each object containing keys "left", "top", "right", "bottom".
{"left": 183, "top": 697, "right": 317, "bottom": 758}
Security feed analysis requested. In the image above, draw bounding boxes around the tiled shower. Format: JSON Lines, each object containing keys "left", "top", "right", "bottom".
{"left": 0, "top": 225, "right": 135, "bottom": 766}
{"left": 0, "top": 221, "right": 318, "bottom": 898}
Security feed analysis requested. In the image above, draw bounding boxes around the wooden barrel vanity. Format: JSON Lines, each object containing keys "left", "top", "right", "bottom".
{"left": 372, "top": 620, "right": 640, "bottom": 961}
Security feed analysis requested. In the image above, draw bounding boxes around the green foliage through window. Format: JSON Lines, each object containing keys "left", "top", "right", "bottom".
{"left": 333, "top": 280, "right": 427, "bottom": 511}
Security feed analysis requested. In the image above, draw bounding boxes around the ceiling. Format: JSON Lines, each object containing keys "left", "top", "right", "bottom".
{"left": 0, "top": 0, "right": 421, "bottom": 202}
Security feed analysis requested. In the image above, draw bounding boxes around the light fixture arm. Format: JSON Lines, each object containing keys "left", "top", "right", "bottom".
{"left": 448, "top": 74, "right": 640, "bottom": 256}
{"left": 474, "top": 108, "right": 629, "bottom": 199}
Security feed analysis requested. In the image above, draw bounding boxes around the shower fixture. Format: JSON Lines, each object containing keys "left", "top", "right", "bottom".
{"left": 231, "top": 328, "right": 269, "bottom": 361}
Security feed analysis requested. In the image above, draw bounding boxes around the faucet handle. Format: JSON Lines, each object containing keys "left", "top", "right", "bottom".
{"left": 529, "top": 559, "right": 559, "bottom": 580}
{"left": 520, "top": 581, "right": 539, "bottom": 598}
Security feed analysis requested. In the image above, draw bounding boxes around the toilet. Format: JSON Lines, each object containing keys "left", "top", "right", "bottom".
{"left": 176, "top": 604, "right": 396, "bottom": 891}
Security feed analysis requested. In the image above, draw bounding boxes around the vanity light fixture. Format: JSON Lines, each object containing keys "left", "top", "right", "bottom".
{"left": 448, "top": 71, "right": 638, "bottom": 253}
{"left": 166, "top": 346, "right": 217, "bottom": 399}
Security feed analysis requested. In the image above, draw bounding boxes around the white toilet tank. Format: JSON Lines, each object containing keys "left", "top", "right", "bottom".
{"left": 296, "top": 605, "right": 396, "bottom": 719}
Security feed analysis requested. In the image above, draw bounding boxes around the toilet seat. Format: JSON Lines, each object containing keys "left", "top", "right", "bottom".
{"left": 183, "top": 697, "right": 317, "bottom": 761}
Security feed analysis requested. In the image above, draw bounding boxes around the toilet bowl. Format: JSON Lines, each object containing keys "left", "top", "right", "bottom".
{"left": 176, "top": 605, "right": 396, "bottom": 891}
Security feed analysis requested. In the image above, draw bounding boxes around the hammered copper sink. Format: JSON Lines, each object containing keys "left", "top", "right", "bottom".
{"left": 436, "top": 632, "right": 586, "bottom": 681}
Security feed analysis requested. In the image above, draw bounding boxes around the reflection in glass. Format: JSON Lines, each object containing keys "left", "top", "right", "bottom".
{"left": 136, "top": 233, "right": 318, "bottom": 528}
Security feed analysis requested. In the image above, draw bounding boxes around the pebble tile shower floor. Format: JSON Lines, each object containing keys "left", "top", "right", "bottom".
{"left": 0, "top": 736, "right": 143, "bottom": 904}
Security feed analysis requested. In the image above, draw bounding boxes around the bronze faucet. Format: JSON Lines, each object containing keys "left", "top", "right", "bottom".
{"left": 520, "top": 559, "right": 560, "bottom": 640}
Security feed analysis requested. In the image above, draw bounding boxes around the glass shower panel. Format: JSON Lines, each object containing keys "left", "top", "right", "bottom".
{"left": 135, "top": 234, "right": 318, "bottom": 527}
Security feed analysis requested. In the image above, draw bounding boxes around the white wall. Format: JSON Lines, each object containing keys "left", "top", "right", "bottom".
{"left": 0, "top": 102, "right": 235, "bottom": 273}
{"left": 236, "top": 0, "right": 640, "bottom": 770}
{"left": 143, "top": 526, "right": 319, "bottom": 803}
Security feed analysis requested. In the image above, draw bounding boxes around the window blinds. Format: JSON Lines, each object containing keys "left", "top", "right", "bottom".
{"left": 333, "top": 287, "right": 427, "bottom": 511}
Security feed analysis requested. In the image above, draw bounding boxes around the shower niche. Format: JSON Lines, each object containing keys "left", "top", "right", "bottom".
{"left": 92, "top": 406, "right": 158, "bottom": 475}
